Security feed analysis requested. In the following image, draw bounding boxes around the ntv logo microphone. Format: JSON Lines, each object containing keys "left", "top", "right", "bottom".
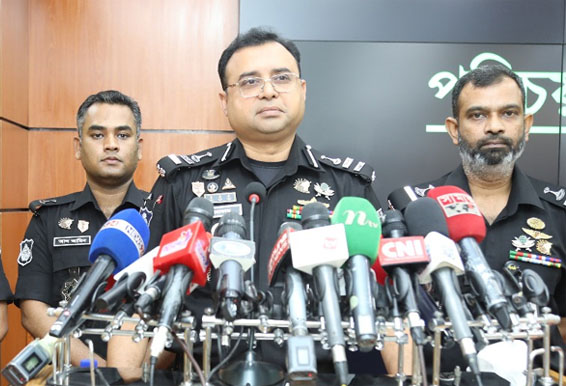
{"left": 342, "top": 210, "right": 380, "bottom": 228}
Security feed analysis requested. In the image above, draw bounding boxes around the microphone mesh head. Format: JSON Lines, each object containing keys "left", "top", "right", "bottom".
{"left": 300, "top": 202, "right": 330, "bottom": 229}
{"left": 404, "top": 197, "right": 449, "bottom": 237}
{"left": 216, "top": 212, "right": 247, "bottom": 239}
{"left": 184, "top": 197, "right": 214, "bottom": 230}
{"left": 244, "top": 181, "right": 266, "bottom": 203}
{"left": 381, "top": 209, "right": 407, "bottom": 238}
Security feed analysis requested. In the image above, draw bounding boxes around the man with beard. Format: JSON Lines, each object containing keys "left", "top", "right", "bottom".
{"left": 410, "top": 63, "right": 566, "bottom": 378}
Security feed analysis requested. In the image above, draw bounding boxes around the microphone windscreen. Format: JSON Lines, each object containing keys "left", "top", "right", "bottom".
{"left": 387, "top": 186, "right": 419, "bottom": 212}
{"left": 381, "top": 209, "right": 407, "bottom": 238}
{"left": 216, "top": 212, "right": 247, "bottom": 238}
{"left": 184, "top": 197, "right": 214, "bottom": 230}
{"left": 331, "top": 196, "right": 381, "bottom": 263}
{"left": 427, "top": 186, "right": 486, "bottom": 243}
{"left": 301, "top": 202, "right": 330, "bottom": 229}
{"left": 88, "top": 208, "right": 149, "bottom": 272}
{"left": 244, "top": 181, "right": 266, "bottom": 203}
{"left": 404, "top": 197, "right": 449, "bottom": 237}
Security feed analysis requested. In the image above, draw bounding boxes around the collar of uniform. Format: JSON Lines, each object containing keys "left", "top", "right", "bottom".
{"left": 70, "top": 182, "right": 145, "bottom": 212}
{"left": 505, "top": 167, "right": 544, "bottom": 212}
{"left": 446, "top": 164, "right": 544, "bottom": 213}
{"left": 121, "top": 182, "right": 147, "bottom": 209}
{"left": 213, "top": 135, "right": 322, "bottom": 174}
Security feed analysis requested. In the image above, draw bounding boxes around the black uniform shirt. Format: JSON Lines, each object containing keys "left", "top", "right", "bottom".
{"left": 142, "top": 136, "right": 382, "bottom": 373}
{"left": 144, "top": 135, "right": 380, "bottom": 293}
{"left": 415, "top": 165, "right": 566, "bottom": 315}
{"left": 15, "top": 182, "right": 147, "bottom": 308}
{"left": 414, "top": 165, "right": 566, "bottom": 372}
{"left": 0, "top": 252, "right": 13, "bottom": 303}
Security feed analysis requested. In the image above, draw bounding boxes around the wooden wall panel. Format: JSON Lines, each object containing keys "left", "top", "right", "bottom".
{"left": 2, "top": 0, "right": 240, "bottom": 377}
{"left": 0, "top": 211, "right": 33, "bottom": 385}
{"left": 1, "top": 121, "right": 28, "bottom": 208}
{"left": 134, "top": 131, "right": 236, "bottom": 191}
{"left": 0, "top": 0, "right": 29, "bottom": 124}
{"left": 27, "top": 130, "right": 84, "bottom": 200}
{"left": 29, "top": 0, "right": 238, "bottom": 131}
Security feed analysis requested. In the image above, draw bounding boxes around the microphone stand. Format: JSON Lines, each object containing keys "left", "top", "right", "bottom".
{"left": 218, "top": 191, "right": 284, "bottom": 386}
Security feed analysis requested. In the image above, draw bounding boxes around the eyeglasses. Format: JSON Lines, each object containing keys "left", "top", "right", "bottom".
{"left": 226, "top": 72, "right": 301, "bottom": 98}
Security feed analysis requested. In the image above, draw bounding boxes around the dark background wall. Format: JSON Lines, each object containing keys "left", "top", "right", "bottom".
{"left": 241, "top": 0, "right": 566, "bottom": 204}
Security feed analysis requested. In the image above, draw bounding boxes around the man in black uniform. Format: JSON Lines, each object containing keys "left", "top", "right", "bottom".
{"left": 411, "top": 64, "right": 566, "bottom": 376}
{"left": 0, "top": 252, "right": 13, "bottom": 341}
{"left": 110, "top": 28, "right": 401, "bottom": 381}
{"left": 14, "top": 90, "right": 146, "bottom": 367}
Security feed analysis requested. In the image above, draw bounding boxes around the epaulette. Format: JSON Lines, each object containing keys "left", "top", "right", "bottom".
{"left": 530, "top": 178, "right": 566, "bottom": 209}
{"left": 155, "top": 147, "right": 224, "bottom": 180}
{"left": 308, "top": 145, "right": 376, "bottom": 183}
{"left": 28, "top": 192, "right": 79, "bottom": 214}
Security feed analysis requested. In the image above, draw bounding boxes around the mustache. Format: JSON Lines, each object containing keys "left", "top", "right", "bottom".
{"left": 475, "top": 135, "right": 514, "bottom": 149}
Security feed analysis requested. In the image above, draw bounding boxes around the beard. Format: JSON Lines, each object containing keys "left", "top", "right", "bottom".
{"left": 458, "top": 129, "right": 526, "bottom": 180}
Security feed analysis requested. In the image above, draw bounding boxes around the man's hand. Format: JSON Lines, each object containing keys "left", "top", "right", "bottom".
{"left": 559, "top": 317, "right": 566, "bottom": 342}
{"left": 20, "top": 299, "right": 106, "bottom": 367}
{"left": 0, "top": 301, "right": 8, "bottom": 341}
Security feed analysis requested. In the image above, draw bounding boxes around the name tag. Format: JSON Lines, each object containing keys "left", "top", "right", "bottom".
{"left": 213, "top": 203, "right": 242, "bottom": 218}
{"left": 205, "top": 192, "right": 237, "bottom": 204}
{"left": 53, "top": 236, "right": 91, "bottom": 247}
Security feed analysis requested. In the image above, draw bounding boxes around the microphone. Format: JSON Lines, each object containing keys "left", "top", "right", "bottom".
{"left": 94, "top": 271, "right": 146, "bottom": 312}
{"left": 290, "top": 202, "right": 350, "bottom": 386}
{"left": 150, "top": 197, "right": 214, "bottom": 360}
{"left": 331, "top": 196, "right": 381, "bottom": 351}
{"left": 244, "top": 182, "right": 265, "bottom": 283}
{"left": 267, "top": 222, "right": 317, "bottom": 380}
{"left": 378, "top": 209, "right": 429, "bottom": 346}
{"left": 244, "top": 181, "right": 266, "bottom": 208}
{"left": 427, "top": 186, "right": 512, "bottom": 330}
{"left": 50, "top": 209, "right": 149, "bottom": 338}
{"left": 133, "top": 273, "right": 167, "bottom": 314}
{"left": 404, "top": 197, "right": 485, "bottom": 383}
{"left": 2, "top": 334, "right": 58, "bottom": 385}
{"left": 267, "top": 222, "right": 302, "bottom": 286}
{"left": 209, "top": 212, "right": 256, "bottom": 321}
{"left": 387, "top": 185, "right": 420, "bottom": 212}
{"left": 114, "top": 197, "right": 216, "bottom": 283}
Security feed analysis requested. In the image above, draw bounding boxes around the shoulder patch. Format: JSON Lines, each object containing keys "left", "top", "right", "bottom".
{"left": 531, "top": 178, "right": 566, "bottom": 208}
{"left": 156, "top": 149, "right": 221, "bottom": 180}
{"left": 315, "top": 149, "right": 376, "bottom": 183}
{"left": 28, "top": 193, "right": 78, "bottom": 214}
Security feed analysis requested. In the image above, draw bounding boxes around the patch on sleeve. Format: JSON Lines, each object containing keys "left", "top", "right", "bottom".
{"left": 17, "top": 239, "right": 34, "bottom": 266}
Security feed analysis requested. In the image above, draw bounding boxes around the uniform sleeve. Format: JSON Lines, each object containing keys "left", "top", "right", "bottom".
{"left": 14, "top": 214, "right": 54, "bottom": 306}
{"left": 145, "top": 174, "right": 192, "bottom": 250}
{"left": 0, "top": 253, "right": 13, "bottom": 303}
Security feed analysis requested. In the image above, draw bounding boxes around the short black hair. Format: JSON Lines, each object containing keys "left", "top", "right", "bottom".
{"left": 451, "top": 63, "right": 526, "bottom": 118}
{"left": 218, "top": 27, "right": 301, "bottom": 90}
{"left": 76, "top": 90, "right": 141, "bottom": 138}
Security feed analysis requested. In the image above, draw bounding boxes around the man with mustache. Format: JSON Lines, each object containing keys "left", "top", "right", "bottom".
{"left": 14, "top": 90, "right": 146, "bottom": 367}
{"left": 112, "top": 28, "right": 401, "bottom": 383}
{"left": 412, "top": 63, "right": 566, "bottom": 377}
